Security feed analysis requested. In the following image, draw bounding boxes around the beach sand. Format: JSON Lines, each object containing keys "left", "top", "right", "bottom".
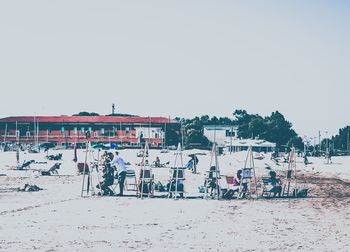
{"left": 1, "top": 149, "right": 350, "bottom": 251}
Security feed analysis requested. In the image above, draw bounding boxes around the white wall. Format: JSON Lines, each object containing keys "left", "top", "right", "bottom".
{"left": 203, "top": 126, "right": 238, "bottom": 145}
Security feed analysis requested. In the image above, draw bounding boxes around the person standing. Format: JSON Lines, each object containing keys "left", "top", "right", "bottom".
{"left": 111, "top": 151, "right": 127, "bottom": 196}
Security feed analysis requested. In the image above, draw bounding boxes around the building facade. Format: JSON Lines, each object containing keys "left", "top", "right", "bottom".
{"left": 203, "top": 125, "right": 276, "bottom": 152}
{"left": 0, "top": 116, "right": 179, "bottom": 148}
{"left": 203, "top": 125, "right": 238, "bottom": 145}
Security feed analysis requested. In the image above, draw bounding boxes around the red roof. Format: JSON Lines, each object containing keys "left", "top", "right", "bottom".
{"left": 0, "top": 116, "right": 177, "bottom": 124}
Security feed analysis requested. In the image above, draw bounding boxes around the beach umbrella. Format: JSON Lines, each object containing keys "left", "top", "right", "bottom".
{"left": 92, "top": 143, "right": 109, "bottom": 150}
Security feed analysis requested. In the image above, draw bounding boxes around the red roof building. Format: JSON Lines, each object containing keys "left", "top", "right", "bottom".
{"left": 0, "top": 116, "right": 180, "bottom": 147}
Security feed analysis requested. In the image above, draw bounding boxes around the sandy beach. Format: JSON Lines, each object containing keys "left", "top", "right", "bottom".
{"left": 1, "top": 149, "right": 350, "bottom": 251}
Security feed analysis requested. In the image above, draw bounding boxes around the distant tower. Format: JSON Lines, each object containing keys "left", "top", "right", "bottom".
{"left": 112, "top": 103, "right": 116, "bottom": 115}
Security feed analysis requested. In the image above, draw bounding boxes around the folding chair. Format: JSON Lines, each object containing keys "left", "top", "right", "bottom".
{"left": 77, "top": 162, "right": 89, "bottom": 174}
{"left": 261, "top": 177, "right": 273, "bottom": 197}
{"left": 223, "top": 176, "right": 240, "bottom": 198}
{"left": 124, "top": 169, "right": 138, "bottom": 191}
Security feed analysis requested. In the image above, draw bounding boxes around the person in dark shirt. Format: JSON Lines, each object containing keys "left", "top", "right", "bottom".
{"left": 268, "top": 170, "right": 282, "bottom": 197}
{"left": 96, "top": 153, "right": 115, "bottom": 196}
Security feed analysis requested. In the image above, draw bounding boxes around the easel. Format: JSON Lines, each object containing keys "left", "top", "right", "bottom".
{"left": 238, "top": 146, "right": 258, "bottom": 199}
{"left": 282, "top": 148, "right": 297, "bottom": 197}
{"left": 168, "top": 143, "right": 185, "bottom": 199}
{"left": 81, "top": 141, "right": 102, "bottom": 197}
{"left": 205, "top": 143, "right": 221, "bottom": 200}
{"left": 138, "top": 142, "right": 153, "bottom": 198}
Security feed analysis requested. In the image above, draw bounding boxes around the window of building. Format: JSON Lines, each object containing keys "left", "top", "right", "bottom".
{"left": 226, "top": 129, "right": 235, "bottom": 137}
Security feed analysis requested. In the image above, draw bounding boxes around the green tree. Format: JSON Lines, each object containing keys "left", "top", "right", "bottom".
{"left": 233, "top": 109, "right": 300, "bottom": 149}
{"left": 73, "top": 112, "right": 100, "bottom": 116}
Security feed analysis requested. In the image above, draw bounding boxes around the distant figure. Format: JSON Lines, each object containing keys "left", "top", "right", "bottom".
{"left": 271, "top": 150, "right": 278, "bottom": 159}
{"left": 187, "top": 154, "right": 199, "bottom": 173}
{"left": 328, "top": 150, "right": 333, "bottom": 164}
{"left": 154, "top": 156, "right": 161, "bottom": 167}
{"left": 18, "top": 160, "right": 35, "bottom": 170}
{"left": 304, "top": 154, "right": 309, "bottom": 166}
{"left": 111, "top": 151, "right": 127, "bottom": 196}
{"left": 139, "top": 132, "right": 144, "bottom": 144}
{"left": 16, "top": 149, "right": 20, "bottom": 164}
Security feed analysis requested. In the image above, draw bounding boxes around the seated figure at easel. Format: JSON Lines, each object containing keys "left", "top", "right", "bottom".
{"left": 96, "top": 153, "right": 115, "bottom": 196}
{"left": 266, "top": 170, "right": 282, "bottom": 197}
{"left": 167, "top": 169, "right": 185, "bottom": 198}
{"left": 138, "top": 167, "right": 153, "bottom": 196}
{"left": 167, "top": 180, "right": 184, "bottom": 198}
{"left": 222, "top": 169, "right": 246, "bottom": 199}
{"left": 205, "top": 166, "right": 219, "bottom": 196}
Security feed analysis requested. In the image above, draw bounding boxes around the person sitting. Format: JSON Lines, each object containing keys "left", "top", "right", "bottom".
{"left": 96, "top": 159, "right": 115, "bottom": 196}
{"left": 167, "top": 179, "right": 184, "bottom": 198}
{"left": 138, "top": 180, "right": 153, "bottom": 195}
{"left": 223, "top": 169, "right": 246, "bottom": 199}
{"left": 138, "top": 168, "right": 153, "bottom": 196}
{"left": 167, "top": 169, "right": 185, "bottom": 198}
{"left": 232, "top": 169, "right": 242, "bottom": 192}
{"left": 204, "top": 166, "right": 220, "bottom": 196}
{"left": 154, "top": 156, "right": 161, "bottom": 167}
{"left": 267, "top": 170, "right": 282, "bottom": 197}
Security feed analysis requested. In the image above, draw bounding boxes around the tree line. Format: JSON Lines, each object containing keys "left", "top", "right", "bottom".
{"left": 73, "top": 110, "right": 350, "bottom": 152}
{"left": 176, "top": 110, "right": 303, "bottom": 150}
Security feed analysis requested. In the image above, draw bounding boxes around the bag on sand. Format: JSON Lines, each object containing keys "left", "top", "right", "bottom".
{"left": 155, "top": 182, "right": 165, "bottom": 192}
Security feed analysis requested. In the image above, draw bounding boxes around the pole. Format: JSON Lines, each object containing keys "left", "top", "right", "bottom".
{"left": 148, "top": 117, "right": 151, "bottom": 145}
{"left": 230, "top": 126, "right": 233, "bottom": 155}
{"left": 37, "top": 120, "right": 39, "bottom": 149}
{"left": 164, "top": 118, "right": 167, "bottom": 149}
{"left": 33, "top": 116, "right": 36, "bottom": 148}
{"left": 81, "top": 141, "right": 89, "bottom": 197}
{"left": 3, "top": 124, "right": 8, "bottom": 151}
{"left": 214, "top": 145, "right": 220, "bottom": 200}
{"left": 119, "top": 121, "right": 122, "bottom": 146}
{"left": 15, "top": 121, "right": 18, "bottom": 146}
{"left": 347, "top": 131, "right": 349, "bottom": 155}
{"left": 181, "top": 120, "right": 184, "bottom": 150}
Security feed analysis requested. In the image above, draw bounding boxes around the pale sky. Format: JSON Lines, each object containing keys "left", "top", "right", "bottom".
{"left": 0, "top": 1, "right": 349, "bottom": 139}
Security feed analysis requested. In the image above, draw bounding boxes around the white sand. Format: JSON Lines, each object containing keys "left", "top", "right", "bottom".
{"left": 1, "top": 148, "right": 350, "bottom": 251}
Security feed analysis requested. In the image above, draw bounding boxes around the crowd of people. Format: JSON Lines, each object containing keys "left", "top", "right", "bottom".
{"left": 92, "top": 151, "right": 298, "bottom": 199}
{"left": 96, "top": 151, "right": 127, "bottom": 196}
